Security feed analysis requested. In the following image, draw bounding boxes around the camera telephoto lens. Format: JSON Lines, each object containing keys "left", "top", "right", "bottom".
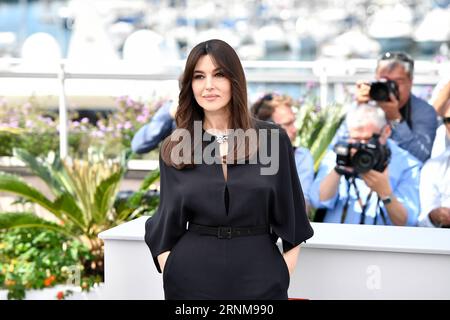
{"left": 369, "top": 80, "right": 399, "bottom": 102}
{"left": 352, "top": 150, "right": 376, "bottom": 174}
{"left": 369, "top": 82, "right": 390, "bottom": 101}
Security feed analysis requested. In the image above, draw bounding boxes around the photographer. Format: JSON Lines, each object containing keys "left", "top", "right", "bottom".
{"left": 251, "top": 93, "right": 315, "bottom": 215}
{"left": 309, "top": 104, "right": 421, "bottom": 226}
{"left": 338, "top": 52, "right": 438, "bottom": 163}
{"left": 418, "top": 104, "right": 450, "bottom": 228}
{"left": 429, "top": 78, "right": 450, "bottom": 158}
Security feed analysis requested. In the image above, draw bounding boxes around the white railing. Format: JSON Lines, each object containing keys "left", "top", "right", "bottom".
{"left": 1, "top": 58, "right": 448, "bottom": 158}
{"left": 1, "top": 58, "right": 445, "bottom": 107}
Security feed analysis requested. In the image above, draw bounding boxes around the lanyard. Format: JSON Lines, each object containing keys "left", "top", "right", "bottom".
{"left": 374, "top": 199, "right": 388, "bottom": 225}
{"left": 340, "top": 177, "right": 373, "bottom": 224}
{"left": 340, "top": 177, "right": 353, "bottom": 223}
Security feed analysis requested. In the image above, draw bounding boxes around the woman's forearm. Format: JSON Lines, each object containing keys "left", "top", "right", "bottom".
{"left": 282, "top": 245, "right": 301, "bottom": 275}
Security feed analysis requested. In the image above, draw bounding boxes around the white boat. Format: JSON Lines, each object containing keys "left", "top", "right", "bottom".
{"left": 368, "top": 4, "right": 414, "bottom": 52}
{"left": 66, "top": 0, "right": 120, "bottom": 63}
{"left": 21, "top": 32, "right": 62, "bottom": 62}
{"left": 253, "top": 24, "right": 291, "bottom": 54}
{"left": 293, "top": 7, "right": 351, "bottom": 58}
{"left": 107, "top": 21, "right": 135, "bottom": 53}
{"left": 0, "top": 32, "right": 17, "bottom": 57}
{"left": 414, "top": 7, "right": 450, "bottom": 54}
{"left": 192, "top": 28, "right": 241, "bottom": 49}
{"left": 292, "top": 17, "right": 318, "bottom": 57}
{"left": 320, "top": 28, "right": 381, "bottom": 59}
{"left": 122, "top": 29, "right": 180, "bottom": 73}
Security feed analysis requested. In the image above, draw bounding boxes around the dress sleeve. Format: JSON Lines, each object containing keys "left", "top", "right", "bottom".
{"left": 270, "top": 129, "right": 314, "bottom": 253}
{"left": 144, "top": 153, "right": 187, "bottom": 273}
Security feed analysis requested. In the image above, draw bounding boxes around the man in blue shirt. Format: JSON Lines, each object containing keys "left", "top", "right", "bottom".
{"left": 251, "top": 93, "right": 314, "bottom": 214}
{"left": 309, "top": 104, "right": 421, "bottom": 226}
{"left": 335, "top": 52, "right": 437, "bottom": 163}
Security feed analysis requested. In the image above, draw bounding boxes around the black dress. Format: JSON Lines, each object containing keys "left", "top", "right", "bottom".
{"left": 144, "top": 119, "right": 314, "bottom": 300}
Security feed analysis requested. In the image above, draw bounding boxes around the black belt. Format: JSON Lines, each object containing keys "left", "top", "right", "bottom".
{"left": 188, "top": 223, "right": 269, "bottom": 239}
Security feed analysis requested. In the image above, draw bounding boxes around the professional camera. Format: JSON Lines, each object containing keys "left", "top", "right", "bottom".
{"left": 334, "top": 134, "right": 391, "bottom": 175}
{"left": 369, "top": 79, "right": 399, "bottom": 102}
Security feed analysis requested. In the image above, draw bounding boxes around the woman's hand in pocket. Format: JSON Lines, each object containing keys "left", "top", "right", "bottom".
{"left": 282, "top": 245, "right": 301, "bottom": 276}
{"left": 157, "top": 251, "right": 171, "bottom": 273}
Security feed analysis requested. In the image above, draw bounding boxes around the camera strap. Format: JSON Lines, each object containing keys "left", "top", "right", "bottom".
{"left": 374, "top": 199, "right": 388, "bottom": 225}
{"left": 352, "top": 178, "right": 374, "bottom": 225}
{"left": 340, "top": 177, "right": 353, "bottom": 224}
{"left": 341, "top": 177, "right": 373, "bottom": 224}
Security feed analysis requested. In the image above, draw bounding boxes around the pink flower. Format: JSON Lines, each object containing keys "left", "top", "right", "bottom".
{"left": 91, "top": 130, "right": 105, "bottom": 138}
{"left": 97, "top": 122, "right": 106, "bottom": 131}
{"left": 126, "top": 97, "right": 135, "bottom": 107}
{"left": 44, "top": 117, "right": 54, "bottom": 125}
{"left": 22, "top": 102, "right": 32, "bottom": 110}
{"left": 136, "top": 115, "right": 147, "bottom": 123}
{"left": 306, "top": 81, "right": 317, "bottom": 90}
{"left": 113, "top": 131, "right": 121, "bottom": 138}
{"left": 25, "top": 119, "right": 34, "bottom": 128}
{"left": 115, "top": 96, "right": 127, "bottom": 104}
{"left": 434, "top": 55, "right": 447, "bottom": 63}
{"left": 8, "top": 120, "right": 19, "bottom": 128}
{"left": 123, "top": 121, "right": 133, "bottom": 130}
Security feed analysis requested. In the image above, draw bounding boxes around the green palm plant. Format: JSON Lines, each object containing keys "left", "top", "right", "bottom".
{"left": 295, "top": 103, "right": 346, "bottom": 171}
{"left": 0, "top": 149, "right": 134, "bottom": 275}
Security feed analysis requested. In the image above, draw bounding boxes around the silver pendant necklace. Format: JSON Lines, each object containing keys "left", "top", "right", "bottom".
{"left": 205, "top": 128, "right": 230, "bottom": 144}
{"left": 215, "top": 134, "right": 229, "bottom": 144}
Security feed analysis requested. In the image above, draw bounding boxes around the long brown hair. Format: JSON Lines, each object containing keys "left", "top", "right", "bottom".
{"left": 161, "top": 39, "right": 254, "bottom": 169}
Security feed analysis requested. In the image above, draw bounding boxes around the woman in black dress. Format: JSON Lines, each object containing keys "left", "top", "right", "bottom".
{"left": 144, "top": 39, "right": 313, "bottom": 299}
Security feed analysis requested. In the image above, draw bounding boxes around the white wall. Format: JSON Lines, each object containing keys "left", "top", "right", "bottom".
{"left": 99, "top": 217, "right": 450, "bottom": 300}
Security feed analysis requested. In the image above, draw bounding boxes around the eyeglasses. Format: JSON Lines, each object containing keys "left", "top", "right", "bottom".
{"left": 443, "top": 117, "right": 450, "bottom": 124}
{"left": 378, "top": 51, "right": 414, "bottom": 74}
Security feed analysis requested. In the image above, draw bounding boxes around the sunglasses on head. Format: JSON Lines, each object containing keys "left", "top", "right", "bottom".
{"left": 443, "top": 117, "right": 450, "bottom": 124}
{"left": 252, "top": 93, "right": 274, "bottom": 120}
{"left": 261, "top": 93, "right": 273, "bottom": 101}
{"left": 255, "top": 93, "right": 274, "bottom": 111}
{"left": 381, "top": 51, "right": 413, "bottom": 62}
{"left": 379, "top": 51, "right": 414, "bottom": 73}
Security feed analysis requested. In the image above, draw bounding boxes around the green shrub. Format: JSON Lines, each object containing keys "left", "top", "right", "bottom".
{"left": 0, "top": 228, "right": 95, "bottom": 300}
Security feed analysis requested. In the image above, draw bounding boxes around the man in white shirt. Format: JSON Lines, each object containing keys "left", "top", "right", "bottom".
{"left": 419, "top": 104, "right": 450, "bottom": 227}
{"left": 429, "top": 78, "right": 450, "bottom": 158}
